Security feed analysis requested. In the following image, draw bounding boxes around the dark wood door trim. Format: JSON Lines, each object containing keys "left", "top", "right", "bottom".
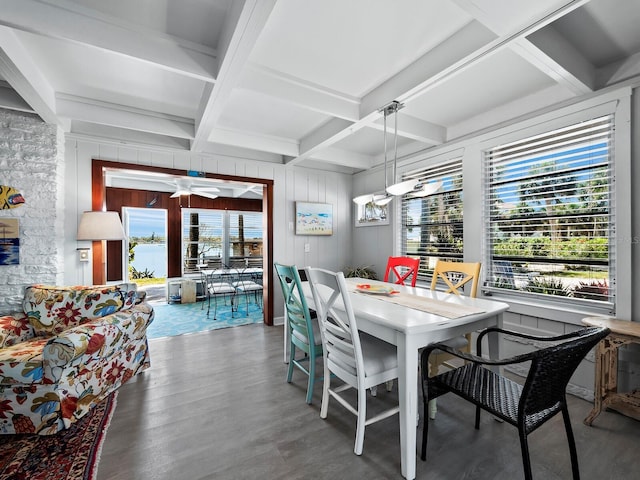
{"left": 90, "top": 159, "right": 274, "bottom": 326}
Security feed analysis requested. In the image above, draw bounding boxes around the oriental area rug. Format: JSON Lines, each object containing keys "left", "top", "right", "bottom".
{"left": 0, "top": 392, "right": 117, "bottom": 480}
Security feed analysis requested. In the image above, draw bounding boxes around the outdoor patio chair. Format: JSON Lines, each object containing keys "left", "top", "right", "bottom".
{"left": 420, "top": 326, "right": 610, "bottom": 480}
{"left": 203, "top": 269, "right": 237, "bottom": 320}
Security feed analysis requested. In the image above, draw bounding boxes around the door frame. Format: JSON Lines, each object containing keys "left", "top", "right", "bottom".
{"left": 90, "top": 159, "right": 275, "bottom": 326}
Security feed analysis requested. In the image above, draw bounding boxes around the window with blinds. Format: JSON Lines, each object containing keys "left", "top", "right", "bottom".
{"left": 483, "top": 114, "right": 614, "bottom": 306}
{"left": 229, "top": 212, "right": 263, "bottom": 266}
{"left": 182, "top": 209, "right": 224, "bottom": 272}
{"left": 182, "top": 209, "right": 264, "bottom": 272}
{"left": 400, "top": 158, "right": 463, "bottom": 281}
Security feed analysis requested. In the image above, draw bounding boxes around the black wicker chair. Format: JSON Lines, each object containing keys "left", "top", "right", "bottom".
{"left": 420, "top": 326, "right": 610, "bottom": 480}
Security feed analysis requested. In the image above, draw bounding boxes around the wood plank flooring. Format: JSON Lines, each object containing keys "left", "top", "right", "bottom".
{"left": 97, "top": 324, "right": 639, "bottom": 480}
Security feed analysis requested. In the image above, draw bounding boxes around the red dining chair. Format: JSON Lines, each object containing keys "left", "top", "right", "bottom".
{"left": 384, "top": 256, "right": 420, "bottom": 287}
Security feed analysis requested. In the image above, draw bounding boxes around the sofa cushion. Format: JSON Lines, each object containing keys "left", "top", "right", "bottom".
{"left": 115, "top": 283, "right": 139, "bottom": 309}
{"left": 0, "top": 314, "right": 34, "bottom": 348}
{"left": 23, "top": 285, "right": 124, "bottom": 336}
{"left": 0, "top": 337, "right": 48, "bottom": 384}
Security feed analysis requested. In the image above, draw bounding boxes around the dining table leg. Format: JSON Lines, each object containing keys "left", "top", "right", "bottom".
{"left": 397, "top": 334, "right": 418, "bottom": 480}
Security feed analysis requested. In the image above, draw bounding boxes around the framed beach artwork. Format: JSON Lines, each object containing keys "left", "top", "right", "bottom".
{"left": 0, "top": 218, "right": 19, "bottom": 265}
{"left": 355, "top": 200, "right": 389, "bottom": 227}
{"left": 295, "top": 202, "right": 333, "bottom": 236}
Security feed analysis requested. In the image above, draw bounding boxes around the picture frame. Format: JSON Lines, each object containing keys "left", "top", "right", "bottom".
{"left": 295, "top": 202, "right": 333, "bottom": 235}
{"left": 355, "top": 200, "right": 389, "bottom": 227}
{"left": 0, "top": 218, "right": 19, "bottom": 265}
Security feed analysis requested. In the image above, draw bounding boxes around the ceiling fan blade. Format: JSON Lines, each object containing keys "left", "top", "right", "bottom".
{"left": 195, "top": 191, "right": 219, "bottom": 200}
{"left": 193, "top": 186, "right": 220, "bottom": 193}
{"left": 170, "top": 191, "right": 182, "bottom": 198}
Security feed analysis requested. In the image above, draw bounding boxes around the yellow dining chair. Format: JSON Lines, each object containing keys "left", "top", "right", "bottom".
{"left": 428, "top": 260, "right": 481, "bottom": 418}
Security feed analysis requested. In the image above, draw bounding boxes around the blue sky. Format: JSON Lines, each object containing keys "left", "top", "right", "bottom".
{"left": 125, "top": 208, "right": 166, "bottom": 238}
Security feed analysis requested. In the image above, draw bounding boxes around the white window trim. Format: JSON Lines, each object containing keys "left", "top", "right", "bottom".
{"left": 394, "top": 87, "right": 632, "bottom": 323}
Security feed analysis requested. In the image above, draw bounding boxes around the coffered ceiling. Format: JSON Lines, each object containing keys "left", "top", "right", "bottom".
{"left": 1, "top": 0, "right": 639, "bottom": 175}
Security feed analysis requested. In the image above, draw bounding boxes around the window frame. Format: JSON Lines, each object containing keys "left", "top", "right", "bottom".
{"left": 181, "top": 208, "right": 263, "bottom": 273}
{"left": 396, "top": 155, "right": 464, "bottom": 285}
{"left": 392, "top": 88, "right": 631, "bottom": 323}
{"left": 477, "top": 96, "right": 631, "bottom": 319}
{"left": 482, "top": 114, "right": 615, "bottom": 309}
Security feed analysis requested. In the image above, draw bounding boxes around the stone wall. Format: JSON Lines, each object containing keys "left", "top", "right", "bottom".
{"left": 0, "top": 108, "right": 64, "bottom": 314}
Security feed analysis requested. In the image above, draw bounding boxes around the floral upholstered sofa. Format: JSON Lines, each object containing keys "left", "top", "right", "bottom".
{"left": 0, "top": 283, "right": 154, "bottom": 434}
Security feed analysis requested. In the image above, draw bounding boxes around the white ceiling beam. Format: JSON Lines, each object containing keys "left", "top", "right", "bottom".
{"left": 452, "top": 0, "right": 593, "bottom": 94}
{"left": 597, "top": 51, "right": 640, "bottom": 87}
{"left": 288, "top": 22, "right": 492, "bottom": 166}
{"left": 451, "top": 0, "right": 590, "bottom": 35}
{"left": 208, "top": 126, "right": 299, "bottom": 157}
{"left": 309, "top": 147, "right": 374, "bottom": 170}
{"left": 0, "top": 81, "right": 35, "bottom": 113}
{"left": 291, "top": 1, "right": 594, "bottom": 168}
{"left": 288, "top": 118, "right": 358, "bottom": 165}
{"left": 57, "top": 94, "right": 194, "bottom": 139}
{"left": 360, "top": 21, "right": 496, "bottom": 116}
{"left": 0, "top": 0, "right": 217, "bottom": 82}
{"left": 68, "top": 120, "right": 192, "bottom": 151}
{"left": 516, "top": 28, "right": 594, "bottom": 95}
{"left": 192, "top": 0, "right": 277, "bottom": 151}
{"left": 240, "top": 64, "right": 360, "bottom": 121}
{"left": 369, "top": 114, "right": 446, "bottom": 145}
{"left": 0, "top": 26, "right": 57, "bottom": 124}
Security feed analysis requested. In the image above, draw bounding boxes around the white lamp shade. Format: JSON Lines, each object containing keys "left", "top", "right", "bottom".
{"left": 410, "top": 180, "right": 443, "bottom": 198}
{"left": 373, "top": 194, "right": 393, "bottom": 206}
{"left": 77, "top": 211, "right": 126, "bottom": 240}
{"left": 386, "top": 178, "right": 418, "bottom": 196}
{"left": 353, "top": 193, "right": 374, "bottom": 205}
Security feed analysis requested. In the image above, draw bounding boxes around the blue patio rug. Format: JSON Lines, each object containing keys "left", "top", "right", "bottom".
{"left": 147, "top": 300, "right": 263, "bottom": 339}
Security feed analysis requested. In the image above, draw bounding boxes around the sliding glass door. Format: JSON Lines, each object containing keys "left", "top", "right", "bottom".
{"left": 123, "top": 207, "right": 168, "bottom": 282}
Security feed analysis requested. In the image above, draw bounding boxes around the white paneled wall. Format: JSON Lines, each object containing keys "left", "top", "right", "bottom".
{"left": 351, "top": 165, "right": 394, "bottom": 280}
{"left": 64, "top": 137, "right": 353, "bottom": 321}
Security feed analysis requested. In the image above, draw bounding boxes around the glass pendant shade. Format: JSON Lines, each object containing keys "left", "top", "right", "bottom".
{"left": 353, "top": 194, "right": 374, "bottom": 205}
{"left": 373, "top": 194, "right": 393, "bottom": 206}
{"left": 409, "top": 180, "right": 443, "bottom": 198}
{"left": 386, "top": 178, "right": 418, "bottom": 196}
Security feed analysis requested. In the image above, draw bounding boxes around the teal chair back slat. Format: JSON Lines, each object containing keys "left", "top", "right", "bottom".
{"left": 274, "top": 263, "right": 322, "bottom": 404}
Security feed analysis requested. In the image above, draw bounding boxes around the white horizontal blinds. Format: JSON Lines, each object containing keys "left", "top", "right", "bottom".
{"left": 484, "top": 114, "right": 614, "bottom": 304}
{"left": 400, "top": 158, "right": 463, "bottom": 280}
{"left": 182, "top": 209, "right": 224, "bottom": 272}
{"left": 229, "top": 212, "right": 262, "bottom": 264}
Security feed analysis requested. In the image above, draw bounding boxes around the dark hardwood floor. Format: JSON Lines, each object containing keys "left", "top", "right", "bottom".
{"left": 97, "top": 324, "right": 639, "bottom": 480}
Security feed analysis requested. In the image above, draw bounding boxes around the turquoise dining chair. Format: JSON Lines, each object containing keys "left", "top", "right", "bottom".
{"left": 275, "top": 263, "right": 322, "bottom": 404}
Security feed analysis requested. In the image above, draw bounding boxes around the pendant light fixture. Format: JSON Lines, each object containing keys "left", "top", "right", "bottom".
{"left": 352, "top": 99, "right": 418, "bottom": 205}
{"left": 382, "top": 101, "right": 418, "bottom": 198}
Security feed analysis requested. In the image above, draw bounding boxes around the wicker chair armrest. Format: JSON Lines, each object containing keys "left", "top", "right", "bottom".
{"left": 422, "top": 342, "right": 535, "bottom": 372}
{"left": 475, "top": 326, "right": 592, "bottom": 356}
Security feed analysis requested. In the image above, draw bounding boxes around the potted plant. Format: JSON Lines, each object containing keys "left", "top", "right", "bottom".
{"left": 343, "top": 265, "right": 378, "bottom": 280}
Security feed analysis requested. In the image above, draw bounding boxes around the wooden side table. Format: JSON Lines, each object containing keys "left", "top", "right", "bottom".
{"left": 582, "top": 316, "right": 640, "bottom": 425}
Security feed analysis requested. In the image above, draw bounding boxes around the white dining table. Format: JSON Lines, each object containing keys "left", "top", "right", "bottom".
{"left": 303, "top": 277, "right": 509, "bottom": 480}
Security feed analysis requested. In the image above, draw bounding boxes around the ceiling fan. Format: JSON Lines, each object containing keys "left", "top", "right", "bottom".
{"left": 166, "top": 178, "right": 220, "bottom": 200}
